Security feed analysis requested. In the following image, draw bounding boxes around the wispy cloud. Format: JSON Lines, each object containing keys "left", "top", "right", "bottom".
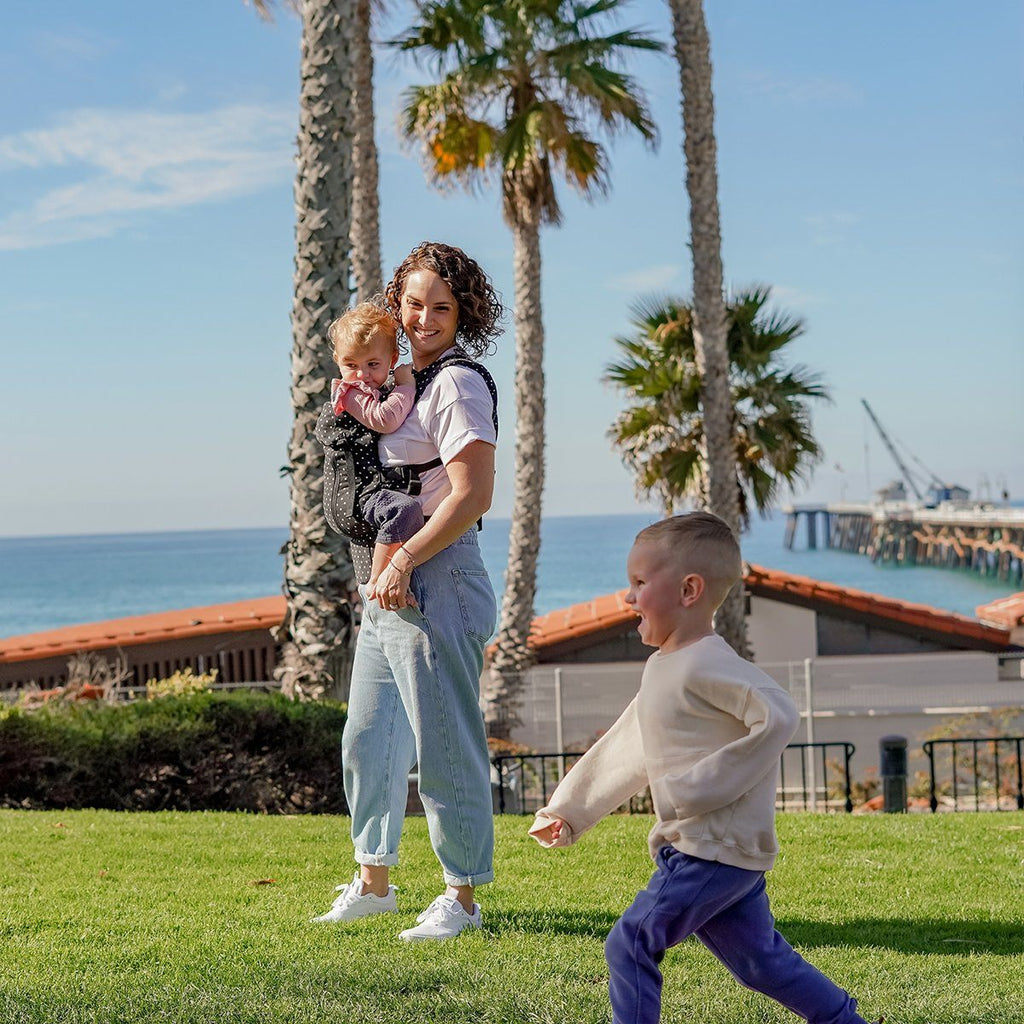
{"left": 32, "top": 28, "right": 118, "bottom": 62}
{"left": 0, "top": 105, "right": 294, "bottom": 250}
{"left": 739, "top": 70, "right": 862, "bottom": 107}
{"left": 803, "top": 211, "right": 859, "bottom": 247}
{"left": 609, "top": 263, "right": 683, "bottom": 293}
{"left": 769, "top": 284, "right": 824, "bottom": 309}
{"left": 157, "top": 83, "right": 189, "bottom": 103}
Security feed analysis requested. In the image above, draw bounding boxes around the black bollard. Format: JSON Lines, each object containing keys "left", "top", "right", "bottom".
{"left": 879, "top": 735, "right": 907, "bottom": 813}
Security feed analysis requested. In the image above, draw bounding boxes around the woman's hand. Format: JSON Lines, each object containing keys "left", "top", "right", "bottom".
{"left": 369, "top": 551, "right": 418, "bottom": 612}
{"left": 367, "top": 441, "right": 494, "bottom": 613}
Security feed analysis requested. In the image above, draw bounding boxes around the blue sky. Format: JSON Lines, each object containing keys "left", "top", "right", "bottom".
{"left": 1, "top": 0, "right": 1021, "bottom": 538}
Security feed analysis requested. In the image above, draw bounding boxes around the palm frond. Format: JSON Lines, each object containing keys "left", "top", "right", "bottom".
{"left": 558, "top": 132, "right": 607, "bottom": 193}
{"left": 393, "top": 0, "right": 489, "bottom": 60}
{"left": 570, "top": 0, "right": 622, "bottom": 22}
{"left": 555, "top": 64, "right": 656, "bottom": 143}
{"left": 244, "top": 0, "right": 301, "bottom": 22}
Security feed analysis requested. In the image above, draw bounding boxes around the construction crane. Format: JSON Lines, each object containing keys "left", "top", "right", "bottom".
{"left": 905, "top": 449, "right": 948, "bottom": 493}
{"left": 860, "top": 399, "right": 924, "bottom": 502}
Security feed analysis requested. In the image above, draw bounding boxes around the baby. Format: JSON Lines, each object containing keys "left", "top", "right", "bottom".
{"left": 323, "top": 301, "right": 424, "bottom": 586}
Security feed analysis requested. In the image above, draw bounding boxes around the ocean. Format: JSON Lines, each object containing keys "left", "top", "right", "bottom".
{"left": 0, "top": 513, "right": 1016, "bottom": 640}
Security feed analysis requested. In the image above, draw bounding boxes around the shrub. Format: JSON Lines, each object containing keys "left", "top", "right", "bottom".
{"left": 0, "top": 691, "right": 348, "bottom": 814}
{"left": 146, "top": 666, "right": 218, "bottom": 699}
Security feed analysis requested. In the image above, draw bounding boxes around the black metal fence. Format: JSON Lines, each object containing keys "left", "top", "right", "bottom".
{"left": 923, "top": 736, "right": 1024, "bottom": 812}
{"left": 491, "top": 752, "right": 582, "bottom": 815}
{"left": 491, "top": 741, "right": 856, "bottom": 816}
{"left": 778, "top": 742, "right": 856, "bottom": 813}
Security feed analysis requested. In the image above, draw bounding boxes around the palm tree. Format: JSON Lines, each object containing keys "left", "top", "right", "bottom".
{"left": 249, "top": 0, "right": 361, "bottom": 699}
{"left": 605, "top": 286, "right": 830, "bottom": 526}
{"left": 394, "top": 0, "right": 662, "bottom": 737}
{"left": 351, "top": 0, "right": 384, "bottom": 299}
{"left": 667, "top": 0, "right": 746, "bottom": 653}
{"left": 250, "top": 0, "right": 382, "bottom": 300}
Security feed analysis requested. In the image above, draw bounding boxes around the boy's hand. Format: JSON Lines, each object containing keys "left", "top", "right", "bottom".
{"left": 529, "top": 814, "right": 570, "bottom": 848}
{"left": 393, "top": 362, "right": 414, "bottom": 386}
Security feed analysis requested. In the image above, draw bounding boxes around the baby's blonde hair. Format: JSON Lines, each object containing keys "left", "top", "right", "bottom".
{"left": 634, "top": 512, "right": 742, "bottom": 608}
{"left": 328, "top": 301, "right": 399, "bottom": 365}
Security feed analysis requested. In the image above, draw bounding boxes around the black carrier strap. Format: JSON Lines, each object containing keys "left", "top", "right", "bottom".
{"left": 318, "top": 349, "right": 498, "bottom": 560}
{"left": 379, "top": 349, "right": 499, "bottom": 495}
{"left": 412, "top": 349, "right": 499, "bottom": 436}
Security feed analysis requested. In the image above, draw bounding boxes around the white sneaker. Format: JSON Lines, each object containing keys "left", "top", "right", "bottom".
{"left": 398, "top": 894, "right": 482, "bottom": 942}
{"left": 311, "top": 872, "right": 397, "bottom": 923}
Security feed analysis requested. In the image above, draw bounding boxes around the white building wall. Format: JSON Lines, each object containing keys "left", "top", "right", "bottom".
{"left": 747, "top": 594, "right": 818, "bottom": 663}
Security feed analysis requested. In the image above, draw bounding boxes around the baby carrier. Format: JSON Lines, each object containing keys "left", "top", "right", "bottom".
{"left": 315, "top": 348, "right": 498, "bottom": 579}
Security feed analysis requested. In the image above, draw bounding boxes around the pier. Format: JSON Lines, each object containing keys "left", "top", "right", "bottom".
{"left": 783, "top": 503, "right": 1024, "bottom": 587}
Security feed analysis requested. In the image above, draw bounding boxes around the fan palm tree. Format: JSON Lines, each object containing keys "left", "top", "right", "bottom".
{"left": 250, "top": 0, "right": 382, "bottom": 300}
{"left": 248, "top": 0, "right": 361, "bottom": 699}
{"left": 394, "top": 0, "right": 662, "bottom": 737}
{"left": 667, "top": 0, "right": 746, "bottom": 653}
{"left": 351, "top": 0, "right": 384, "bottom": 298}
{"left": 605, "top": 286, "right": 830, "bottom": 528}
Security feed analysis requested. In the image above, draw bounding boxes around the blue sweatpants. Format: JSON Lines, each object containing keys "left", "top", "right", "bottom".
{"left": 605, "top": 846, "right": 869, "bottom": 1024}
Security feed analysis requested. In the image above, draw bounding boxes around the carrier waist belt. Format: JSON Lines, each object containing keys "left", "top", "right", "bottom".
{"left": 381, "top": 457, "right": 443, "bottom": 496}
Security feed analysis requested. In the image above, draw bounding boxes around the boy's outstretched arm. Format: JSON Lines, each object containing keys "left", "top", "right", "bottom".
{"left": 528, "top": 816, "right": 568, "bottom": 847}
{"left": 528, "top": 697, "right": 648, "bottom": 848}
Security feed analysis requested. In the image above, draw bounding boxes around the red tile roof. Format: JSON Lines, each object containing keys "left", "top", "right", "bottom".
{"left": 527, "top": 590, "right": 637, "bottom": 651}
{"left": 2, "top": 565, "right": 1015, "bottom": 667}
{"left": 522, "top": 563, "right": 1013, "bottom": 651}
{"left": 0, "top": 597, "right": 286, "bottom": 665}
{"left": 975, "top": 592, "right": 1024, "bottom": 629}
{"left": 744, "top": 563, "right": 1010, "bottom": 647}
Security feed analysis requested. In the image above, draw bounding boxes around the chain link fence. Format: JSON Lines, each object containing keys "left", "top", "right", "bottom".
{"left": 509, "top": 651, "right": 1024, "bottom": 790}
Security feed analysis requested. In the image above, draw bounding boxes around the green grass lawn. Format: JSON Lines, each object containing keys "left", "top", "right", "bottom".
{"left": 1, "top": 810, "right": 1022, "bottom": 1024}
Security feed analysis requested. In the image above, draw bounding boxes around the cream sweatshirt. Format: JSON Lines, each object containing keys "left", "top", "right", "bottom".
{"left": 530, "top": 634, "right": 800, "bottom": 872}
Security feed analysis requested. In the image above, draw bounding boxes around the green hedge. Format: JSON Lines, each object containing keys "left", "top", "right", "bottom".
{"left": 0, "top": 691, "right": 348, "bottom": 813}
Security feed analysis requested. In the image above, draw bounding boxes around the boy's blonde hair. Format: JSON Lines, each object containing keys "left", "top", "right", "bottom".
{"left": 328, "top": 301, "right": 399, "bottom": 365}
{"left": 634, "top": 512, "right": 742, "bottom": 607}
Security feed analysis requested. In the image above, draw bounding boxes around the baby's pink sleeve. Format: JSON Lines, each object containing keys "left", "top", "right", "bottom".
{"left": 343, "top": 383, "right": 415, "bottom": 433}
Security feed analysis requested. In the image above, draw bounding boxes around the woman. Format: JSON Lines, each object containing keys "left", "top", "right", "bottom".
{"left": 314, "top": 242, "right": 503, "bottom": 941}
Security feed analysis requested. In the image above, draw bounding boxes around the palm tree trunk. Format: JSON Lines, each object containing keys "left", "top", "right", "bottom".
{"left": 350, "top": 0, "right": 383, "bottom": 300}
{"left": 669, "top": 0, "right": 749, "bottom": 656}
{"left": 485, "top": 216, "right": 546, "bottom": 739}
{"left": 276, "top": 0, "right": 360, "bottom": 700}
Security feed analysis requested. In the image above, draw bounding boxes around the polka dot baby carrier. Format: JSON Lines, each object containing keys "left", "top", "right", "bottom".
{"left": 315, "top": 349, "right": 498, "bottom": 577}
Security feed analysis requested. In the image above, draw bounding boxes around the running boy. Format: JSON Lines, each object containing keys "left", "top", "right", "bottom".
{"left": 319, "top": 302, "right": 423, "bottom": 586}
{"left": 530, "top": 512, "right": 879, "bottom": 1024}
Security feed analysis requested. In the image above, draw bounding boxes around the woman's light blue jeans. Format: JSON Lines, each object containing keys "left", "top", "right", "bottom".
{"left": 342, "top": 529, "right": 497, "bottom": 887}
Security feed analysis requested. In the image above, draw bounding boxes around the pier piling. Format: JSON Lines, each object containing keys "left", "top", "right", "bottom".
{"left": 782, "top": 503, "right": 1024, "bottom": 588}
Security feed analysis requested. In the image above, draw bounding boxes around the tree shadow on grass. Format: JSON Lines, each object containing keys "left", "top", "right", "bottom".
{"left": 774, "top": 918, "right": 1023, "bottom": 956}
{"left": 489, "top": 910, "right": 1024, "bottom": 955}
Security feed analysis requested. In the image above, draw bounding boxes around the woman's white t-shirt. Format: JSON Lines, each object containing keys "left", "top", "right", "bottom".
{"left": 379, "top": 347, "right": 497, "bottom": 516}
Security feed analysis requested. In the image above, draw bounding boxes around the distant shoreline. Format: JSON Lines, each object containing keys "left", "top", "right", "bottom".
{"left": 0, "top": 511, "right": 659, "bottom": 545}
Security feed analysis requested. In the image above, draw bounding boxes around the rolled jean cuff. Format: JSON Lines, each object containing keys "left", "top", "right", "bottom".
{"left": 443, "top": 868, "right": 494, "bottom": 887}
{"left": 355, "top": 851, "right": 400, "bottom": 868}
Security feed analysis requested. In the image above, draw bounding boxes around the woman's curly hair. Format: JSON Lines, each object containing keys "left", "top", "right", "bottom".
{"left": 383, "top": 241, "right": 504, "bottom": 359}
